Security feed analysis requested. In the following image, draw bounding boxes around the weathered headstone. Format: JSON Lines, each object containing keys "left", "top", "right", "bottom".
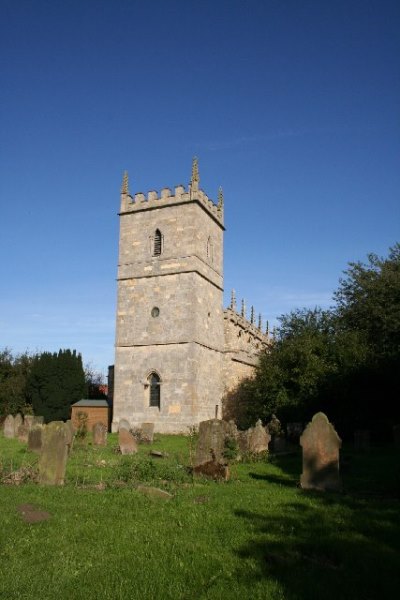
{"left": 93, "top": 422, "right": 107, "bottom": 446}
{"left": 17, "top": 423, "right": 29, "bottom": 443}
{"left": 28, "top": 424, "right": 43, "bottom": 453}
{"left": 140, "top": 422, "right": 155, "bottom": 443}
{"left": 33, "top": 416, "right": 44, "bottom": 426}
{"left": 266, "top": 414, "right": 286, "bottom": 453}
{"left": 38, "top": 422, "right": 69, "bottom": 485}
{"left": 300, "top": 412, "right": 342, "bottom": 492}
{"left": 118, "top": 419, "right": 131, "bottom": 431}
{"left": 3, "top": 414, "right": 15, "bottom": 438}
{"left": 354, "top": 429, "right": 370, "bottom": 452}
{"left": 13, "top": 413, "right": 23, "bottom": 436}
{"left": 195, "top": 419, "right": 229, "bottom": 466}
{"left": 248, "top": 420, "right": 271, "bottom": 453}
{"left": 24, "top": 415, "right": 35, "bottom": 430}
{"left": 119, "top": 428, "right": 138, "bottom": 455}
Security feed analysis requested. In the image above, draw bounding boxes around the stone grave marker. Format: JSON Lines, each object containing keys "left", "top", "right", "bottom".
{"left": 248, "top": 420, "right": 271, "bottom": 453}
{"left": 140, "top": 422, "right": 155, "bottom": 443}
{"left": 3, "top": 415, "right": 15, "bottom": 438}
{"left": 24, "top": 415, "right": 35, "bottom": 430}
{"left": 93, "top": 422, "right": 107, "bottom": 446}
{"left": 17, "top": 423, "right": 30, "bottom": 443}
{"left": 119, "top": 429, "right": 138, "bottom": 455}
{"left": 300, "top": 412, "right": 342, "bottom": 492}
{"left": 28, "top": 425, "right": 43, "bottom": 453}
{"left": 33, "top": 416, "right": 44, "bottom": 426}
{"left": 118, "top": 419, "right": 131, "bottom": 431}
{"left": 13, "top": 413, "right": 23, "bottom": 436}
{"left": 38, "top": 422, "right": 69, "bottom": 485}
{"left": 195, "top": 419, "right": 228, "bottom": 466}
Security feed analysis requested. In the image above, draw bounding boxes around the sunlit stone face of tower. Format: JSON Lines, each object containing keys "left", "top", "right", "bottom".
{"left": 112, "top": 160, "right": 226, "bottom": 433}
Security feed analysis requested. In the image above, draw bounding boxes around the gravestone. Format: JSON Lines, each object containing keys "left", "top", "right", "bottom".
{"left": 140, "top": 422, "right": 155, "bottom": 444}
{"left": 248, "top": 420, "right": 271, "bottom": 453}
{"left": 13, "top": 413, "right": 23, "bottom": 436}
{"left": 300, "top": 412, "right": 342, "bottom": 492}
{"left": 24, "top": 415, "right": 35, "bottom": 430}
{"left": 266, "top": 414, "right": 286, "bottom": 453}
{"left": 237, "top": 421, "right": 270, "bottom": 455}
{"left": 33, "top": 416, "right": 44, "bottom": 426}
{"left": 118, "top": 419, "right": 131, "bottom": 432}
{"left": 93, "top": 422, "right": 107, "bottom": 446}
{"left": 195, "top": 419, "right": 230, "bottom": 466}
{"left": 38, "top": 422, "right": 69, "bottom": 485}
{"left": 354, "top": 429, "right": 370, "bottom": 452}
{"left": 28, "top": 425, "right": 43, "bottom": 453}
{"left": 17, "top": 423, "right": 29, "bottom": 443}
{"left": 119, "top": 429, "right": 138, "bottom": 455}
{"left": 3, "top": 415, "right": 15, "bottom": 438}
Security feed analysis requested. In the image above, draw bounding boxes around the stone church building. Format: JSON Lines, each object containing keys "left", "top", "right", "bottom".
{"left": 112, "top": 160, "right": 269, "bottom": 433}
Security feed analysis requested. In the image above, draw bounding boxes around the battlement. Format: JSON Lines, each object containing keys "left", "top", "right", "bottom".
{"left": 119, "top": 159, "right": 224, "bottom": 227}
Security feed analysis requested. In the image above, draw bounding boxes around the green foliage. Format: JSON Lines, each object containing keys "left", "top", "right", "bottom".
{"left": 223, "top": 436, "right": 239, "bottom": 461}
{"left": 0, "top": 349, "right": 34, "bottom": 415}
{"left": 235, "top": 244, "right": 400, "bottom": 438}
{"left": 26, "top": 349, "right": 86, "bottom": 423}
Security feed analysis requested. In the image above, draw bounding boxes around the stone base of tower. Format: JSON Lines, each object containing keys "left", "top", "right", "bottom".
{"left": 112, "top": 343, "right": 223, "bottom": 434}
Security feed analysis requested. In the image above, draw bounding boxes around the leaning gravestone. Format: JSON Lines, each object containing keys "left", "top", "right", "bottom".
{"left": 140, "top": 422, "right": 155, "bottom": 444}
{"left": 119, "top": 429, "right": 138, "bottom": 455}
{"left": 300, "top": 412, "right": 342, "bottom": 492}
{"left": 38, "top": 422, "right": 69, "bottom": 485}
{"left": 118, "top": 419, "right": 131, "bottom": 432}
{"left": 3, "top": 415, "right": 15, "bottom": 438}
{"left": 13, "top": 413, "right": 23, "bottom": 436}
{"left": 28, "top": 425, "right": 43, "bottom": 453}
{"left": 93, "top": 422, "right": 107, "bottom": 446}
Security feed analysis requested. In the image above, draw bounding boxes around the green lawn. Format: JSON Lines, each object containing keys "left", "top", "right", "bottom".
{"left": 0, "top": 434, "right": 399, "bottom": 599}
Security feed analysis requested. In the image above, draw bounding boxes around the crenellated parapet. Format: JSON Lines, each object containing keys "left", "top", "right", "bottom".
{"left": 119, "top": 159, "right": 224, "bottom": 227}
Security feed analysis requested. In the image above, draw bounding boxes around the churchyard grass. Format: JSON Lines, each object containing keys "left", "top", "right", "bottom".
{"left": 0, "top": 434, "right": 399, "bottom": 599}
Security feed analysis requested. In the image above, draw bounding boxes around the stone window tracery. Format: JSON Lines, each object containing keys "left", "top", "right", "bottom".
{"left": 148, "top": 372, "right": 161, "bottom": 408}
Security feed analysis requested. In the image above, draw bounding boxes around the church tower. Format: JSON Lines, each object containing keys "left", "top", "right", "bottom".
{"left": 112, "top": 160, "right": 225, "bottom": 433}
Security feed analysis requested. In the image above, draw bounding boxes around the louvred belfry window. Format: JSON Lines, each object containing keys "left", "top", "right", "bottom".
{"left": 153, "top": 229, "right": 162, "bottom": 256}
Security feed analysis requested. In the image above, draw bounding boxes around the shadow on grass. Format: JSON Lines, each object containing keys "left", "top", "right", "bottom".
{"left": 234, "top": 448, "right": 400, "bottom": 599}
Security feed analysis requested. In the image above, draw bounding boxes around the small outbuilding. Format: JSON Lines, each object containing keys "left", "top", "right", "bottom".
{"left": 71, "top": 399, "right": 110, "bottom": 432}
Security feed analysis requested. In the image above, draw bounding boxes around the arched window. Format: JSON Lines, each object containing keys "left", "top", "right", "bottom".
{"left": 148, "top": 372, "right": 161, "bottom": 408}
{"left": 153, "top": 229, "right": 162, "bottom": 256}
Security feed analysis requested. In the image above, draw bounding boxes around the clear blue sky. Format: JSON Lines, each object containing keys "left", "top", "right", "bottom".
{"left": 1, "top": 0, "right": 399, "bottom": 375}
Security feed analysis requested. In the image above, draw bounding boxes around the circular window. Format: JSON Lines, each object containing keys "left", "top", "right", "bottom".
{"left": 151, "top": 307, "right": 160, "bottom": 318}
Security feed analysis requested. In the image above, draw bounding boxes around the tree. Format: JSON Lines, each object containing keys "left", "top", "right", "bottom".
{"left": 0, "top": 348, "right": 34, "bottom": 415}
{"left": 237, "top": 244, "right": 400, "bottom": 439}
{"left": 26, "top": 349, "right": 86, "bottom": 422}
